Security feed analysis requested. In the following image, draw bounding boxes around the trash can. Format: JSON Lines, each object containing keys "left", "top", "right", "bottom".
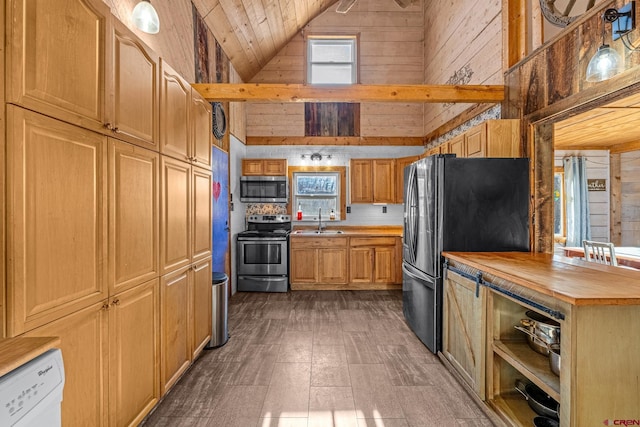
{"left": 206, "top": 272, "right": 229, "bottom": 349}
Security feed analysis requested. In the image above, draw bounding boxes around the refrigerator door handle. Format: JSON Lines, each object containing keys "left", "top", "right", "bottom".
{"left": 402, "top": 263, "right": 435, "bottom": 291}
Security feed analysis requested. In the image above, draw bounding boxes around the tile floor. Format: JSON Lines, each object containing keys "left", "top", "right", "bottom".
{"left": 143, "top": 290, "right": 494, "bottom": 427}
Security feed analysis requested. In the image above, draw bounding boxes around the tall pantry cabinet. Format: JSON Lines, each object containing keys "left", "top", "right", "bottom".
{"left": 3, "top": 0, "right": 213, "bottom": 425}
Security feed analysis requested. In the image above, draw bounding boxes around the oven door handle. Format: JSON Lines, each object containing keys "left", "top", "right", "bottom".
{"left": 238, "top": 275, "right": 286, "bottom": 282}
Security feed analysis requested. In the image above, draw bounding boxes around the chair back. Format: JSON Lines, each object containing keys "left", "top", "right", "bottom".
{"left": 582, "top": 240, "right": 618, "bottom": 266}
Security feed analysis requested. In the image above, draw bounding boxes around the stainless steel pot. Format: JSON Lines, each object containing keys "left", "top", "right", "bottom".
{"left": 514, "top": 310, "right": 561, "bottom": 355}
{"left": 549, "top": 344, "right": 560, "bottom": 376}
{"left": 515, "top": 379, "right": 560, "bottom": 420}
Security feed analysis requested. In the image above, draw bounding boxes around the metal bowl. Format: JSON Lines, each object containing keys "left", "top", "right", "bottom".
{"left": 515, "top": 311, "right": 561, "bottom": 356}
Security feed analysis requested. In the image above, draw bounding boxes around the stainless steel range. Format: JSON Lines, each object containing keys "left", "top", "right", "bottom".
{"left": 236, "top": 214, "right": 291, "bottom": 292}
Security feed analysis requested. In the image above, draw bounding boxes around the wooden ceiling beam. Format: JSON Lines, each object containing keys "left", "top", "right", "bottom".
{"left": 191, "top": 83, "right": 505, "bottom": 103}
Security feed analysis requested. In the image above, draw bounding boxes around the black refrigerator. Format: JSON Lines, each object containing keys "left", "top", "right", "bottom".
{"left": 402, "top": 155, "right": 530, "bottom": 353}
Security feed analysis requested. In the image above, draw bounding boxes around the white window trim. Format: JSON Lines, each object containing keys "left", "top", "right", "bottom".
{"left": 306, "top": 35, "right": 358, "bottom": 85}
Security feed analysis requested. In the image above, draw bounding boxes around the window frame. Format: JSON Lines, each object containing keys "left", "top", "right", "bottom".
{"left": 288, "top": 166, "right": 347, "bottom": 221}
{"left": 305, "top": 34, "right": 360, "bottom": 85}
{"left": 553, "top": 166, "right": 567, "bottom": 244}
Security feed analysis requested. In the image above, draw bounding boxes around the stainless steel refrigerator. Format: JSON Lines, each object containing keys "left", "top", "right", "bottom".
{"left": 402, "top": 155, "right": 530, "bottom": 353}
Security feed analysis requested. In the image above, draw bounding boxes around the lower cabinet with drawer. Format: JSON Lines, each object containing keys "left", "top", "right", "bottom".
{"left": 289, "top": 235, "right": 401, "bottom": 290}
{"left": 290, "top": 237, "right": 349, "bottom": 289}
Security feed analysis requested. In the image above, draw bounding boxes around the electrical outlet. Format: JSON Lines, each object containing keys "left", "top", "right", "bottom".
{"left": 382, "top": 206, "right": 387, "bottom": 213}
{"left": 346, "top": 206, "right": 351, "bottom": 213}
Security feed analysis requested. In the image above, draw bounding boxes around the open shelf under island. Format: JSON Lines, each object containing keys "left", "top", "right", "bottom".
{"left": 441, "top": 251, "right": 640, "bottom": 427}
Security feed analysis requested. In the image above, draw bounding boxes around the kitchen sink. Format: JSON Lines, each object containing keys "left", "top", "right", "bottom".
{"left": 292, "top": 230, "right": 344, "bottom": 235}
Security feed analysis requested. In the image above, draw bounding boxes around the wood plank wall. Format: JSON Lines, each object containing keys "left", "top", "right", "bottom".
{"left": 247, "top": 0, "right": 425, "bottom": 138}
{"left": 423, "top": 0, "right": 504, "bottom": 134}
{"left": 504, "top": 0, "right": 640, "bottom": 252}
{"left": 105, "top": 0, "right": 197, "bottom": 81}
{"left": 620, "top": 152, "right": 640, "bottom": 245}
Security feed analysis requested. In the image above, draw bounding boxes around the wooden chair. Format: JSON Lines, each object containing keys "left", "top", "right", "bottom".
{"left": 582, "top": 240, "right": 618, "bottom": 266}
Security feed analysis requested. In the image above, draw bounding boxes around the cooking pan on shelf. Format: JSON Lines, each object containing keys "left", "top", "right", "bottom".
{"left": 514, "top": 379, "right": 560, "bottom": 420}
{"left": 534, "top": 416, "right": 559, "bottom": 427}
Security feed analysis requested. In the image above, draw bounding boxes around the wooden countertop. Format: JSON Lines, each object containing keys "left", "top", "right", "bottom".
{"left": 291, "top": 225, "right": 402, "bottom": 237}
{"left": 443, "top": 252, "right": 640, "bottom": 306}
{"left": 0, "top": 336, "right": 61, "bottom": 377}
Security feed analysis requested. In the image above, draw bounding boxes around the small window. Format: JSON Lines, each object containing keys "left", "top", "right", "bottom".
{"left": 307, "top": 37, "right": 357, "bottom": 85}
{"left": 293, "top": 172, "right": 340, "bottom": 221}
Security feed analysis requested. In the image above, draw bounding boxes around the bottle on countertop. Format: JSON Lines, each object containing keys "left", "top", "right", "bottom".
{"left": 297, "top": 204, "right": 302, "bottom": 221}
{"left": 329, "top": 209, "right": 336, "bottom": 220}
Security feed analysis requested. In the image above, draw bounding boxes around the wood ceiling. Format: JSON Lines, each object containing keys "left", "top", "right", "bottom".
{"left": 554, "top": 92, "right": 640, "bottom": 153}
{"left": 191, "top": 0, "right": 339, "bottom": 82}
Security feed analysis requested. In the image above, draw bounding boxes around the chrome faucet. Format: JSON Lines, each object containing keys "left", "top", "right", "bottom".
{"left": 318, "top": 207, "right": 323, "bottom": 231}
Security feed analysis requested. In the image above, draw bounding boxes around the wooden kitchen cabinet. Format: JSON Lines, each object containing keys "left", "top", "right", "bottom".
{"left": 6, "top": 106, "right": 108, "bottom": 336}
{"left": 192, "top": 165, "right": 213, "bottom": 263}
{"left": 191, "top": 90, "right": 213, "bottom": 168}
{"left": 160, "top": 266, "right": 191, "bottom": 393}
{"left": 160, "top": 60, "right": 191, "bottom": 163}
{"left": 350, "top": 159, "right": 396, "bottom": 204}
{"left": 241, "top": 158, "right": 288, "bottom": 175}
{"left": 160, "top": 156, "right": 192, "bottom": 274}
{"left": 7, "top": 0, "right": 111, "bottom": 134}
{"left": 24, "top": 301, "right": 109, "bottom": 427}
{"left": 290, "top": 237, "right": 348, "bottom": 289}
{"left": 108, "top": 278, "right": 160, "bottom": 427}
{"left": 349, "top": 237, "right": 397, "bottom": 285}
{"left": 395, "top": 155, "right": 419, "bottom": 203}
{"left": 442, "top": 120, "right": 520, "bottom": 158}
{"left": 442, "top": 269, "right": 486, "bottom": 399}
{"left": 109, "top": 139, "right": 160, "bottom": 296}
{"left": 109, "top": 19, "right": 160, "bottom": 151}
{"left": 191, "top": 259, "right": 212, "bottom": 360}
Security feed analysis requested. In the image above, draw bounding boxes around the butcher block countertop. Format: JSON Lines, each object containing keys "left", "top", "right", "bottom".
{"left": 443, "top": 251, "right": 640, "bottom": 306}
{"left": 0, "top": 336, "right": 61, "bottom": 377}
{"left": 290, "top": 225, "right": 402, "bottom": 237}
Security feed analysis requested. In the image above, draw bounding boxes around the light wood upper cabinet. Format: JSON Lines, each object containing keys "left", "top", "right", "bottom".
{"left": 447, "top": 134, "right": 465, "bottom": 157}
{"left": 109, "top": 139, "right": 159, "bottom": 296}
{"left": 191, "top": 90, "right": 212, "bottom": 168}
{"left": 350, "top": 159, "right": 396, "bottom": 204}
{"left": 160, "top": 156, "right": 192, "bottom": 275}
{"left": 24, "top": 301, "right": 109, "bottom": 427}
{"left": 191, "top": 259, "right": 212, "bottom": 359}
{"left": 108, "top": 278, "right": 160, "bottom": 427}
{"left": 7, "top": 0, "right": 111, "bottom": 133}
{"left": 242, "top": 159, "right": 287, "bottom": 176}
{"left": 109, "top": 19, "right": 159, "bottom": 151}
{"left": 350, "top": 160, "right": 373, "bottom": 203}
{"left": 442, "top": 120, "right": 520, "bottom": 158}
{"left": 6, "top": 106, "right": 108, "bottom": 336}
{"left": 160, "top": 267, "right": 191, "bottom": 394}
{"left": 443, "top": 269, "right": 486, "bottom": 399}
{"left": 160, "top": 60, "right": 191, "bottom": 163}
{"left": 395, "top": 155, "right": 419, "bottom": 204}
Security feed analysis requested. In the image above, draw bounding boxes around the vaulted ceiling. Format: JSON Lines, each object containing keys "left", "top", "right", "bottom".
{"left": 191, "top": 0, "right": 340, "bottom": 82}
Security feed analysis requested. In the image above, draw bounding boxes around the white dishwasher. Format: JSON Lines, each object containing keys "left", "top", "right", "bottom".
{"left": 0, "top": 349, "right": 65, "bottom": 427}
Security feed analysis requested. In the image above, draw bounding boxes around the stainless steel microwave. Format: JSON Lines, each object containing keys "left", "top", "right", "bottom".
{"left": 239, "top": 176, "right": 289, "bottom": 203}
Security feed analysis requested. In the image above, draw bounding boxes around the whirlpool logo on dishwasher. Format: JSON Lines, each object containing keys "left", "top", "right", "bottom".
{"left": 604, "top": 420, "right": 640, "bottom": 426}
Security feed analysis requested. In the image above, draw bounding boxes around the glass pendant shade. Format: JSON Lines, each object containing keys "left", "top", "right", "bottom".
{"left": 585, "top": 44, "right": 624, "bottom": 82}
{"left": 132, "top": 0, "right": 160, "bottom": 34}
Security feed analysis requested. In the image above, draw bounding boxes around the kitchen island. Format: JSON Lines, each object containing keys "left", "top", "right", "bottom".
{"left": 441, "top": 252, "right": 640, "bottom": 427}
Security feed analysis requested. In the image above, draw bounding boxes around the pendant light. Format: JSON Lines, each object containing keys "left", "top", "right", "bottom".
{"left": 585, "top": 9, "right": 625, "bottom": 82}
{"left": 132, "top": 0, "right": 160, "bottom": 34}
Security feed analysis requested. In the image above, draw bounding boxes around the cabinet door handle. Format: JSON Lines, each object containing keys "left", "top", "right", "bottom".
{"left": 192, "top": 158, "right": 198, "bottom": 163}
{"left": 104, "top": 122, "right": 114, "bottom": 131}
{"left": 101, "top": 302, "right": 110, "bottom": 311}
{"left": 111, "top": 298, "right": 120, "bottom": 306}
